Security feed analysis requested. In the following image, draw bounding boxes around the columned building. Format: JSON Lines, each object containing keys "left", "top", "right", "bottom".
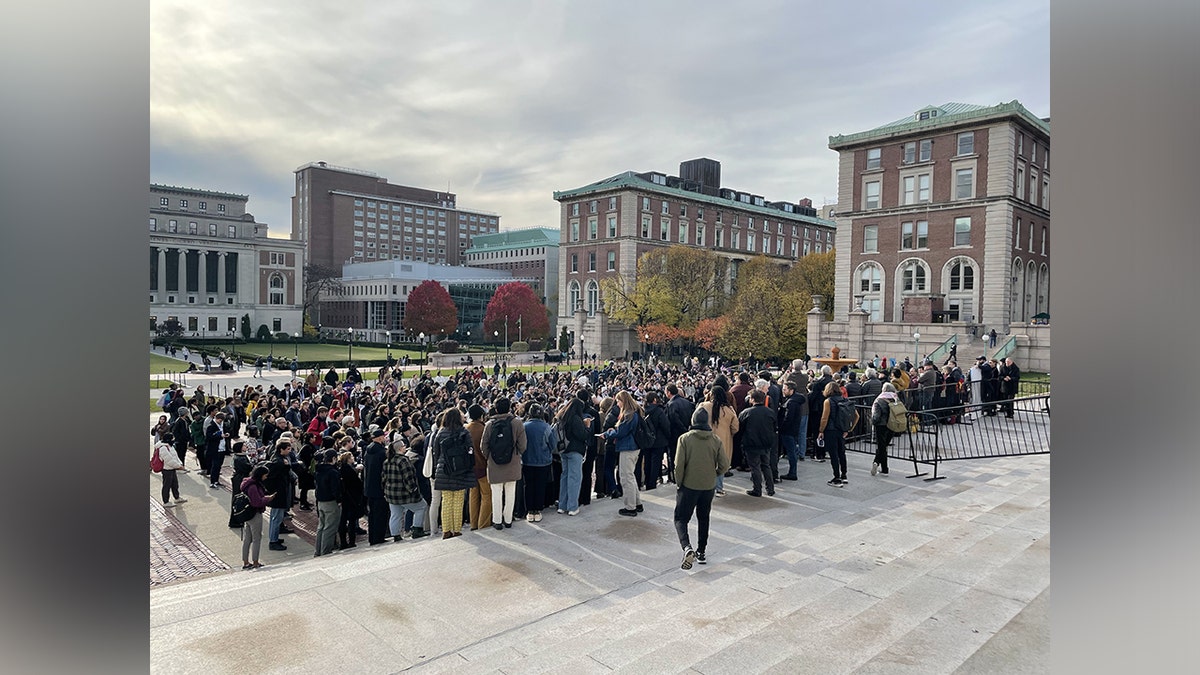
{"left": 553, "top": 158, "right": 835, "bottom": 357}
{"left": 149, "top": 184, "right": 304, "bottom": 338}
{"left": 828, "top": 101, "right": 1050, "bottom": 330}
{"left": 292, "top": 161, "right": 500, "bottom": 270}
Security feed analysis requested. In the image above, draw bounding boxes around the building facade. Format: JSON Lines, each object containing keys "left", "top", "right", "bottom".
{"left": 828, "top": 101, "right": 1050, "bottom": 330}
{"left": 317, "top": 260, "right": 536, "bottom": 344}
{"left": 292, "top": 161, "right": 500, "bottom": 270}
{"left": 149, "top": 184, "right": 304, "bottom": 338}
{"left": 464, "top": 227, "right": 559, "bottom": 329}
{"left": 552, "top": 158, "right": 836, "bottom": 357}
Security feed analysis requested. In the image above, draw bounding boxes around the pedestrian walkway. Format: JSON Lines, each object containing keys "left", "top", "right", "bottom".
{"left": 149, "top": 445, "right": 1049, "bottom": 673}
{"left": 150, "top": 499, "right": 230, "bottom": 586}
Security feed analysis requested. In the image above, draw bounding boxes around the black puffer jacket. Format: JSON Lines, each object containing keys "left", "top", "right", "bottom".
{"left": 737, "top": 404, "right": 778, "bottom": 451}
{"left": 432, "top": 427, "right": 476, "bottom": 491}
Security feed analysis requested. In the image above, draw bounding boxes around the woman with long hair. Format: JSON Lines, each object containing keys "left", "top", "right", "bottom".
{"left": 240, "top": 465, "right": 276, "bottom": 570}
{"left": 555, "top": 396, "right": 592, "bottom": 516}
{"left": 698, "top": 385, "right": 739, "bottom": 497}
{"left": 602, "top": 390, "right": 644, "bottom": 517}
{"left": 431, "top": 407, "right": 474, "bottom": 538}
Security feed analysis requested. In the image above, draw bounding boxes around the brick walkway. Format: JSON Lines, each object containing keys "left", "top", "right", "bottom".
{"left": 149, "top": 499, "right": 230, "bottom": 587}
{"left": 212, "top": 463, "right": 319, "bottom": 547}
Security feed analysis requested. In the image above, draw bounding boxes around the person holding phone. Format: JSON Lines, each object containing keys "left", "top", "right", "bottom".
{"left": 554, "top": 394, "right": 592, "bottom": 516}
{"left": 240, "top": 465, "right": 276, "bottom": 570}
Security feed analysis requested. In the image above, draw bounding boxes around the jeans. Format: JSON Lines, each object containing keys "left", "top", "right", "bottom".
{"left": 618, "top": 451, "right": 642, "bottom": 509}
{"left": 674, "top": 486, "right": 714, "bottom": 553}
{"left": 744, "top": 447, "right": 774, "bottom": 494}
{"left": 826, "top": 432, "right": 848, "bottom": 480}
{"left": 315, "top": 501, "right": 341, "bottom": 555}
{"left": 389, "top": 501, "right": 427, "bottom": 536}
{"left": 242, "top": 512, "right": 263, "bottom": 563}
{"left": 268, "top": 506, "right": 285, "bottom": 543}
{"left": 780, "top": 434, "right": 800, "bottom": 476}
{"left": 558, "top": 451, "right": 583, "bottom": 512}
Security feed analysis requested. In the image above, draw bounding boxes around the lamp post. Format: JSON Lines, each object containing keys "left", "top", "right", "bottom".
{"left": 293, "top": 332, "right": 299, "bottom": 358}
{"left": 504, "top": 315, "right": 509, "bottom": 353}
{"left": 230, "top": 332, "right": 236, "bottom": 359}
{"left": 347, "top": 328, "right": 353, "bottom": 365}
{"left": 385, "top": 330, "right": 391, "bottom": 361}
{"left": 579, "top": 336, "right": 585, "bottom": 368}
{"left": 317, "top": 323, "right": 322, "bottom": 343}
{"left": 913, "top": 331, "right": 921, "bottom": 366}
{"left": 419, "top": 331, "right": 425, "bottom": 366}
{"left": 493, "top": 330, "right": 499, "bottom": 362}
{"left": 644, "top": 332, "right": 650, "bottom": 361}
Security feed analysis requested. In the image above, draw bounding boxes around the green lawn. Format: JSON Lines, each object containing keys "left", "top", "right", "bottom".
{"left": 223, "top": 343, "right": 422, "bottom": 364}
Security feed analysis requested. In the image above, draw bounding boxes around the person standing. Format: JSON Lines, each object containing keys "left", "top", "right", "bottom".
{"left": 999, "top": 358, "right": 1021, "bottom": 418}
{"left": 639, "top": 392, "right": 671, "bottom": 491}
{"left": 170, "top": 408, "right": 192, "bottom": 466}
{"left": 313, "top": 449, "right": 342, "bottom": 556}
{"left": 778, "top": 382, "right": 807, "bottom": 480}
{"left": 664, "top": 383, "right": 695, "bottom": 484}
{"left": 361, "top": 426, "right": 390, "bottom": 545}
{"left": 240, "top": 466, "right": 274, "bottom": 569}
{"left": 603, "top": 391, "right": 644, "bottom": 517}
{"left": 818, "top": 381, "right": 858, "bottom": 487}
{"left": 698, "top": 385, "right": 739, "bottom": 497}
{"left": 869, "top": 383, "right": 902, "bottom": 476}
{"left": 481, "top": 397, "right": 527, "bottom": 530}
{"left": 227, "top": 441, "right": 254, "bottom": 528}
{"left": 728, "top": 372, "right": 754, "bottom": 471}
{"left": 337, "top": 446, "right": 365, "bottom": 548}
{"left": 154, "top": 433, "right": 188, "bottom": 507}
{"left": 673, "top": 407, "right": 729, "bottom": 570}
{"left": 264, "top": 439, "right": 295, "bottom": 551}
{"left": 205, "top": 412, "right": 229, "bottom": 489}
{"left": 382, "top": 440, "right": 428, "bottom": 541}
{"left": 737, "top": 390, "right": 778, "bottom": 497}
{"left": 807, "top": 366, "right": 834, "bottom": 461}
{"left": 520, "top": 403, "right": 554, "bottom": 523}
{"left": 432, "top": 407, "right": 475, "bottom": 538}
{"left": 988, "top": 328, "right": 998, "bottom": 348}
{"left": 465, "top": 404, "right": 492, "bottom": 530}
{"left": 555, "top": 395, "right": 591, "bottom": 516}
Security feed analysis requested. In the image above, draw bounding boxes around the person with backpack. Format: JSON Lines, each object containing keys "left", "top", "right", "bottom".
{"left": 227, "top": 441, "right": 255, "bottom": 528}
{"left": 601, "top": 390, "right": 645, "bottom": 517}
{"left": 818, "top": 381, "right": 858, "bottom": 488}
{"left": 152, "top": 432, "right": 188, "bottom": 507}
{"left": 431, "top": 407, "right": 475, "bottom": 538}
{"left": 465, "top": 404, "right": 492, "bottom": 531}
{"left": 554, "top": 394, "right": 592, "bottom": 517}
{"left": 737, "top": 389, "right": 778, "bottom": 497}
{"left": 481, "top": 397, "right": 527, "bottom": 530}
{"left": 638, "top": 391, "right": 672, "bottom": 491}
{"left": 239, "top": 465, "right": 275, "bottom": 569}
{"left": 869, "top": 383, "right": 906, "bottom": 476}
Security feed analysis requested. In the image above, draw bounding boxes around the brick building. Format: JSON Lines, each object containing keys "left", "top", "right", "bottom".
{"left": 149, "top": 184, "right": 304, "bottom": 338}
{"left": 828, "top": 101, "right": 1050, "bottom": 330}
{"left": 292, "top": 161, "right": 500, "bottom": 270}
{"left": 553, "top": 158, "right": 835, "bottom": 357}
{"left": 464, "top": 227, "right": 559, "bottom": 305}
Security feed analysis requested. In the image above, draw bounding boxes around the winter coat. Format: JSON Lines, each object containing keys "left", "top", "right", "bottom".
{"left": 643, "top": 403, "right": 671, "bottom": 451}
{"left": 603, "top": 413, "right": 639, "bottom": 453}
{"left": 737, "top": 404, "right": 778, "bottom": 451}
{"left": 674, "top": 429, "right": 729, "bottom": 491}
{"left": 779, "top": 392, "right": 807, "bottom": 436}
{"left": 241, "top": 478, "right": 270, "bottom": 513}
{"left": 314, "top": 462, "right": 342, "bottom": 502}
{"left": 432, "top": 427, "right": 476, "bottom": 492}
{"left": 481, "top": 413, "right": 526, "bottom": 484}
{"left": 698, "top": 401, "right": 739, "bottom": 463}
{"left": 362, "top": 441, "right": 387, "bottom": 499}
{"left": 522, "top": 418, "right": 554, "bottom": 468}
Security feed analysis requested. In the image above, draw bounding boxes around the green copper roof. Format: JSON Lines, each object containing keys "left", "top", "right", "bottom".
{"left": 829, "top": 100, "right": 1049, "bottom": 148}
{"left": 464, "top": 227, "right": 558, "bottom": 253}
{"left": 552, "top": 172, "right": 834, "bottom": 227}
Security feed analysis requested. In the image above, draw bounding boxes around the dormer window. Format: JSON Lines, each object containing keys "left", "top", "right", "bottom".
{"left": 917, "top": 109, "right": 939, "bottom": 121}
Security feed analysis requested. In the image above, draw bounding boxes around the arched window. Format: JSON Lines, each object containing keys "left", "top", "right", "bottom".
{"left": 1025, "top": 259, "right": 1038, "bottom": 322}
{"left": 567, "top": 280, "right": 581, "bottom": 314}
{"left": 269, "top": 273, "right": 285, "bottom": 305}
{"left": 1037, "top": 264, "right": 1050, "bottom": 315}
{"left": 899, "top": 260, "right": 928, "bottom": 292}
{"left": 585, "top": 280, "right": 600, "bottom": 317}
{"left": 942, "top": 256, "right": 979, "bottom": 322}
{"left": 855, "top": 262, "right": 884, "bottom": 321}
{"left": 1011, "top": 258, "right": 1025, "bottom": 323}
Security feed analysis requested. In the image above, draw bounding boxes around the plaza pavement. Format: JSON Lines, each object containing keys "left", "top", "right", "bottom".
{"left": 148, "top": 370, "right": 1050, "bottom": 674}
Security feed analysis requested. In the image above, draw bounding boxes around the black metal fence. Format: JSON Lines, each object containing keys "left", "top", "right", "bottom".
{"left": 844, "top": 394, "right": 1050, "bottom": 480}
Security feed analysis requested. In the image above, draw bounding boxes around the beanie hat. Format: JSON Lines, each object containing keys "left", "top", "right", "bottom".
{"left": 690, "top": 407, "right": 711, "bottom": 431}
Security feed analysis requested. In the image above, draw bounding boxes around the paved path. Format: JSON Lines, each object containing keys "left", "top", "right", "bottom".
{"left": 149, "top": 443, "right": 1049, "bottom": 673}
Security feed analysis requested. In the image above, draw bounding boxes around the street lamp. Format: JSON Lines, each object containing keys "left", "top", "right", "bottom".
{"left": 913, "top": 331, "right": 921, "bottom": 366}
{"left": 644, "top": 332, "right": 650, "bottom": 361}
{"left": 293, "top": 332, "right": 299, "bottom": 358}
{"left": 493, "top": 330, "right": 499, "bottom": 362}
{"left": 579, "top": 336, "right": 585, "bottom": 368}
{"left": 385, "top": 330, "right": 392, "bottom": 361}
{"left": 317, "top": 323, "right": 322, "bottom": 343}
{"left": 347, "top": 328, "right": 353, "bottom": 365}
{"left": 419, "top": 331, "right": 426, "bottom": 365}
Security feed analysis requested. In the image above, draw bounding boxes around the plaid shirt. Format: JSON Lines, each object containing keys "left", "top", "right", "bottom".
{"left": 382, "top": 452, "right": 421, "bottom": 505}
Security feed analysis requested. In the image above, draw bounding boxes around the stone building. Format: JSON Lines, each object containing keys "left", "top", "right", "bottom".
{"left": 464, "top": 227, "right": 559, "bottom": 331}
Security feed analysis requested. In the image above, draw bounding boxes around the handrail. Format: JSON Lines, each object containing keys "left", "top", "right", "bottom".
{"left": 993, "top": 335, "right": 1018, "bottom": 361}
{"left": 925, "top": 334, "right": 958, "bottom": 364}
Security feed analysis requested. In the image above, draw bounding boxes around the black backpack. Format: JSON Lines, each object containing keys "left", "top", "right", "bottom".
{"left": 551, "top": 420, "right": 568, "bottom": 456}
{"left": 437, "top": 429, "right": 471, "bottom": 476}
{"left": 828, "top": 396, "right": 856, "bottom": 433}
{"left": 487, "top": 418, "right": 515, "bottom": 465}
{"left": 632, "top": 412, "right": 657, "bottom": 449}
{"left": 230, "top": 492, "right": 255, "bottom": 525}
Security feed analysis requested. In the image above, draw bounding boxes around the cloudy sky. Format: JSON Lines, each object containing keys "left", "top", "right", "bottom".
{"left": 151, "top": 0, "right": 1049, "bottom": 237}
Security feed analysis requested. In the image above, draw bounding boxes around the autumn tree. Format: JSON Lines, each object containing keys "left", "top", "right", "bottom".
{"left": 600, "top": 254, "right": 672, "bottom": 327}
{"left": 601, "top": 246, "right": 727, "bottom": 329}
{"left": 693, "top": 316, "right": 727, "bottom": 352}
{"left": 788, "top": 250, "right": 836, "bottom": 319}
{"left": 402, "top": 280, "right": 458, "bottom": 338}
{"left": 483, "top": 282, "right": 550, "bottom": 342}
{"left": 716, "top": 256, "right": 808, "bottom": 361}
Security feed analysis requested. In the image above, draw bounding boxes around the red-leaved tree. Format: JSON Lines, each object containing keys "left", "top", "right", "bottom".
{"left": 483, "top": 282, "right": 550, "bottom": 342}
{"left": 694, "top": 316, "right": 728, "bottom": 352}
{"left": 402, "top": 280, "right": 458, "bottom": 337}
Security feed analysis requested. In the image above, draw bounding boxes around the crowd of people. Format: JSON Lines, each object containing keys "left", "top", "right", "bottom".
{"left": 151, "top": 352, "right": 1023, "bottom": 571}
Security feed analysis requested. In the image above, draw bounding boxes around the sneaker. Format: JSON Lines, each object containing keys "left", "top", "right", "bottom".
{"left": 567, "top": 510, "right": 579, "bottom": 516}
{"left": 635, "top": 504, "right": 643, "bottom": 513}
{"left": 840, "top": 475, "right": 848, "bottom": 484}
{"left": 766, "top": 490, "right": 776, "bottom": 496}
{"left": 696, "top": 551, "right": 707, "bottom": 565}
{"left": 880, "top": 470, "right": 890, "bottom": 475}
{"left": 556, "top": 508, "right": 566, "bottom": 514}
{"left": 268, "top": 541, "right": 287, "bottom": 551}
{"left": 871, "top": 462, "right": 878, "bottom": 476}
{"left": 174, "top": 498, "right": 188, "bottom": 504}
{"left": 504, "top": 522, "right": 513, "bottom": 528}
{"left": 533, "top": 512, "right": 543, "bottom": 522}
{"left": 779, "top": 474, "right": 797, "bottom": 481}
{"left": 526, "top": 513, "right": 536, "bottom": 523}
{"left": 827, "top": 478, "right": 841, "bottom": 486}
{"left": 724, "top": 471, "right": 734, "bottom": 478}
{"left": 163, "top": 502, "right": 176, "bottom": 508}
{"left": 411, "top": 528, "right": 429, "bottom": 538}
{"left": 715, "top": 490, "right": 725, "bottom": 497}
{"left": 745, "top": 489, "right": 762, "bottom": 497}
{"left": 209, "top": 483, "right": 220, "bottom": 489}
{"left": 493, "top": 523, "right": 504, "bottom": 531}
{"left": 618, "top": 508, "right": 638, "bottom": 517}
{"left": 681, "top": 547, "right": 696, "bottom": 570}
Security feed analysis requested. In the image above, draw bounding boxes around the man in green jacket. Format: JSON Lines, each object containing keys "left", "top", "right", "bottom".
{"left": 673, "top": 407, "right": 730, "bottom": 570}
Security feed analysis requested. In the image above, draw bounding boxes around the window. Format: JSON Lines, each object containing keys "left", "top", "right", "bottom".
{"left": 763, "top": 236, "right": 770, "bottom": 254}
{"left": 227, "top": 224, "right": 237, "bottom": 237}
{"left": 919, "top": 139, "right": 932, "bottom": 162}
{"left": 747, "top": 232, "right": 755, "bottom": 251}
{"left": 903, "top": 142, "right": 916, "bottom": 164}
{"left": 918, "top": 174, "right": 930, "bottom": 202}
{"left": 901, "top": 261, "right": 928, "bottom": 292}
{"left": 903, "top": 176, "right": 915, "bottom": 205}
{"left": 1030, "top": 169, "right": 1039, "bottom": 205}
{"left": 680, "top": 204, "right": 687, "bottom": 217}
{"left": 179, "top": 199, "right": 188, "bottom": 209}
{"left": 1018, "top": 133, "right": 1024, "bottom": 155}
{"left": 732, "top": 231, "right": 740, "bottom": 250}
{"left": 1031, "top": 143, "right": 1037, "bottom": 164}
{"left": 570, "top": 221, "right": 579, "bottom": 242}
{"left": 660, "top": 219, "right": 669, "bottom": 241}
{"left": 679, "top": 223, "right": 688, "bottom": 244}
{"left": 589, "top": 201, "right": 597, "bottom": 214}
{"left": 661, "top": 201, "right": 670, "bottom": 215}
{"left": 588, "top": 252, "right": 596, "bottom": 272}
{"left": 957, "top": 132, "right": 974, "bottom": 155}
{"left": 954, "top": 217, "right": 972, "bottom": 246}
{"left": 864, "top": 181, "right": 880, "bottom": 209}
{"left": 568, "top": 281, "right": 581, "bottom": 313}
{"left": 1017, "top": 164, "right": 1026, "bottom": 200}
{"left": 641, "top": 215, "right": 651, "bottom": 238}
{"left": 1015, "top": 218, "right": 1022, "bottom": 249}
{"left": 863, "top": 225, "right": 878, "bottom": 253}
{"left": 607, "top": 251, "right": 616, "bottom": 271}
{"left": 605, "top": 197, "right": 615, "bottom": 211}
{"left": 697, "top": 225, "right": 706, "bottom": 247}
{"left": 159, "top": 197, "right": 168, "bottom": 206}
{"left": 189, "top": 222, "right": 197, "bottom": 234}
{"left": 802, "top": 241, "right": 810, "bottom": 255}
{"left": 955, "top": 168, "right": 974, "bottom": 199}
{"left": 1042, "top": 178, "right": 1049, "bottom": 210}
{"left": 268, "top": 273, "right": 285, "bottom": 304}
{"left": 716, "top": 227, "right": 724, "bottom": 248}
{"left": 217, "top": 204, "right": 225, "bottom": 213}
{"left": 198, "top": 201, "right": 206, "bottom": 211}
{"left": 588, "top": 218, "right": 598, "bottom": 240}
{"left": 167, "top": 219, "right": 178, "bottom": 233}
{"left": 697, "top": 207, "right": 704, "bottom": 220}
{"left": 208, "top": 223, "right": 217, "bottom": 236}
{"left": 607, "top": 216, "right": 617, "bottom": 238}
{"left": 775, "top": 237, "right": 783, "bottom": 256}
{"left": 586, "top": 280, "right": 599, "bottom": 317}
{"left": 949, "top": 261, "right": 975, "bottom": 290}
{"left": 866, "top": 147, "right": 881, "bottom": 169}
{"left": 859, "top": 265, "right": 881, "bottom": 292}
{"left": 1029, "top": 221, "right": 1036, "bottom": 251}
{"left": 901, "top": 221, "right": 928, "bottom": 249}
{"left": 149, "top": 217, "right": 156, "bottom": 231}
{"left": 804, "top": 227, "right": 810, "bottom": 240}
{"left": 642, "top": 196, "right": 650, "bottom": 211}
{"left": 1041, "top": 227, "right": 1047, "bottom": 255}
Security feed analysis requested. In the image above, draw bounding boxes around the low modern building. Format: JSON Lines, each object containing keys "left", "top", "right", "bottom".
{"left": 317, "top": 260, "right": 539, "bottom": 345}
{"left": 292, "top": 161, "right": 501, "bottom": 270}
{"left": 149, "top": 184, "right": 304, "bottom": 338}
{"left": 552, "top": 158, "right": 835, "bottom": 356}
{"left": 464, "top": 227, "right": 559, "bottom": 330}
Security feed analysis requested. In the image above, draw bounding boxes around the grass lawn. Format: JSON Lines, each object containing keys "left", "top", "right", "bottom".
{"left": 225, "top": 343, "right": 421, "bottom": 364}
{"left": 150, "top": 352, "right": 186, "bottom": 374}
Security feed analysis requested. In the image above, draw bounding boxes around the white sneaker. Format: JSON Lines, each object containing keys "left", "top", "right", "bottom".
{"left": 526, "top": 513, "right": 536, "bottom": 522}
{"left": 556, "top": 508, "right": 566, "bottom": 514}
{"left": 174, "top": 498, "right": 188, "bottom": 504}
{"left": 163, "top": 502, "right": 176, "bottom": 508}
{"left": 681, "top": 547, "right": 697, "bottom": 570}
{"left": 533, "top": 512, "right": 542, "bottom": 522}
{"left": 567, "top": 510, "right": 579, "bottom": 516}
{"left": 871, "top": 462, "right": 878, "bottom": 476}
